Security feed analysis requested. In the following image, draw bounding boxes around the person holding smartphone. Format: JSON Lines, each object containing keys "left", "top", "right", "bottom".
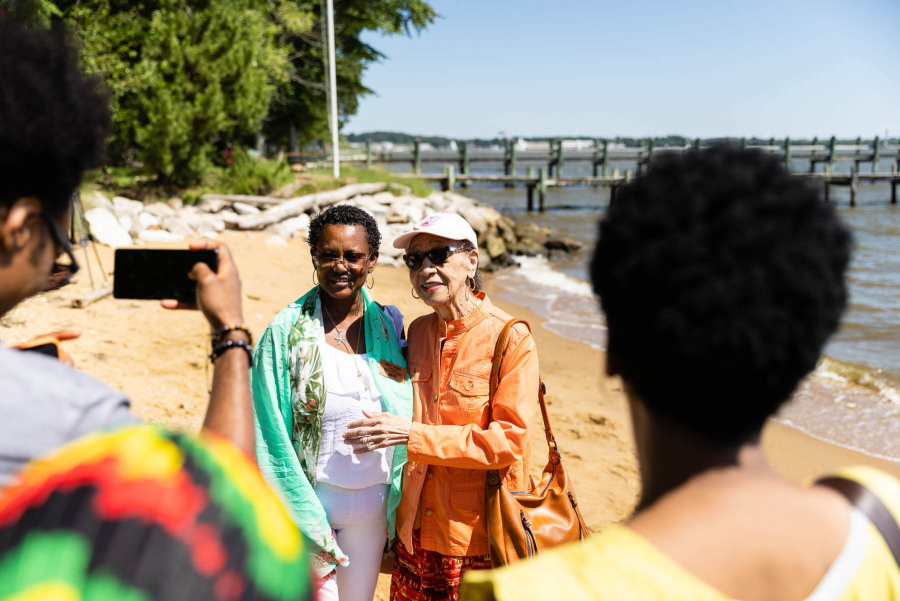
{"left": 0, "top": 19, "right": 254, "bottom": 487}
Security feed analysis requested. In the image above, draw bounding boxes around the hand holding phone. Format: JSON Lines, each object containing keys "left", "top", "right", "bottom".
{"left": 159, "top": 239, "right": 244, "bottom": 332}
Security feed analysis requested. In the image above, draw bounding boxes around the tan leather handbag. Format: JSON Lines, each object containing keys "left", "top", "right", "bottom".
{"left": 485, "top": 319, "right": 590, "bottom": 566}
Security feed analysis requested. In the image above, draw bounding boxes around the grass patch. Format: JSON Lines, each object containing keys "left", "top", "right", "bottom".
{"left": 79, "top": 160, "right": 436, "bottom": 204}
{"left": 310, "top": 166, "right": 436, "bottom": 198}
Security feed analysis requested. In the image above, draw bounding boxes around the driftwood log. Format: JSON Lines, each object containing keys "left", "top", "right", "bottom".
{"left": 219, "top": 183, "right": 389, "bottom": 230}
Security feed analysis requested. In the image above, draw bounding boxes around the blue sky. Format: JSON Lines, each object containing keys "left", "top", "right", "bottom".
{"left": 346, "top": 0, "right": 900, "bottom": 139}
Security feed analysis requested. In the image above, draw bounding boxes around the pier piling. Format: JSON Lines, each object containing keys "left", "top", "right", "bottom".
{"left": 874, "top": 136, "right": 881, "bottom": 173}
{"left": 850, "top": 164, "right": 858, "bottom": 207}
{"left": 413, "top": 138, "right": 422, "bottom": 175}
{"left": 365, "top": 139, "right": 372, "bottom": 169}
{"left": 527, "top": 166, "right": 536, "bottom": 212}
{"left": 442, "top": 165, "right": 456, "bottom": 191}
{"left": 459, "top": 141, "right": 469, "bottom": 188}
{"left": 785, "top": 137, "right": 791, "bottom": 170}
{"left": 539, "top": 166, "right": 547, "bottom": 212}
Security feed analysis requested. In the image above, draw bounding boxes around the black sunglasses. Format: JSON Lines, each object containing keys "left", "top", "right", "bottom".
{"left": 41, "top": 212, "right": 80, "bottom": 289}
{"left": 403, "top": 245, "right": 466, "bottom": 270}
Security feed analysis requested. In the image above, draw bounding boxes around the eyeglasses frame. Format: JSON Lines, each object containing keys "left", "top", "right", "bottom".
{"left": 41, "top": 211, "right": 80, "bottom": 280}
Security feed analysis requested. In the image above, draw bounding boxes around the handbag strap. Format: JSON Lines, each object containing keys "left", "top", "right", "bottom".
{"left": 816, "top": 476, "right": 900, "bottom": 568}
{"left": 489, "top": 318, "right": 556, "bottom": 447}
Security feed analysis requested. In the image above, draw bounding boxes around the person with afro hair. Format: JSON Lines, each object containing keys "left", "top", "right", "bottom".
{"left": 463, "top": 146, "right": 900, "bottom": 601}
{"left": 251, "top": 204, "right": 413, "bottom": 601}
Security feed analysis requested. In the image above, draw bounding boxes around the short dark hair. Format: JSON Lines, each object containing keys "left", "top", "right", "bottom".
{"left": 306, "top": 205, "right": 381, "bottom": 252}
{"left": 0, "top": 19, "right": 111, "bottom": 217}
{"left": 590, "top": 146, "right": 851, "bottom": 444}
{"left": 459, "top": 240, "right": 483, "bottom": 292}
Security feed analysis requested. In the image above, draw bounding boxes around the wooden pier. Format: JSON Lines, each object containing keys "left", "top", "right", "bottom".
{"left": 315, "top": 136, "right": 900, "bottom": 211}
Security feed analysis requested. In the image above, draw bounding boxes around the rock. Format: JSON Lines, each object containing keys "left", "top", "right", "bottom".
{"left": 197, "top": 231, "right": 219, "bottom": 239}
{"left": 514, "top": 221, "right": 549, "bottom": 245}
{"left": 510, "top": 239, "right": 546, "bottom": 256}
{"left": 545, "top": 237, "right": 584, "bottom": 252}
{"left": 138, "top": 229, "right": 185, "bottom": 243}
{"left": 137, "top": 212, "right": 161, "bottom": 229}
{"left": 198, "top": 198, "right": 227, "bottom": 213}
{"left": 84, "top": 190, "right": 113, "bottom": 212}
{"left": 264, "top": 223, "right": 291, "bottom": 240}
{"left": 217, "top": 210, "right": 241, "bottom": 229}
{"left": 455, "top": 204, "right": 492, "bottom": 234}
{"left": 112, "top": 196, "right": 143, "bottom": 220}
{"left": 117, "top": 216, "right": 133, "bottom": 231}
{"left": 497, "top": 216, "right": 518, "bottom": 246}
{"left": 483, "top": 228, "right": 508, "bottom": 260}
{"left": 84, "top": 207, "right": 133, "bottom": 248}
{"left": 371, "top": 191, "right": 396, "bottom": 205}
{"left": 195, "top": 214, "right": 226, "bottom": 233}
{"left": 386, "top": 201, "right": 409, "bottom": 224}
{"left": 143, "top": 202, "right": 177, "bottom": 218}
{"left": 281, "top": 214, "right": 311, "bottom": 234}
{"left": 167, "top": 197, "right": 183, "bottom": 210}
{"left": 266, "top": 235, "right": 290, "bottom": 247}
{"left": 160, "top": 215, "right": 195, "bottom": 237}
{"left": 233, "top": 202, "right": 261, "bottom": 216}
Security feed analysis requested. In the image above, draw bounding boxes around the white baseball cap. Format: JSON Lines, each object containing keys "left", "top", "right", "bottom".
{"left": 392, "top": 213, "right": 479, "bottom": 250}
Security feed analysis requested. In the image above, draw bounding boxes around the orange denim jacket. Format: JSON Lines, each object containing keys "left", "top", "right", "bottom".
{"left": 397, "top": 293, "right": 540, "bottom": 557}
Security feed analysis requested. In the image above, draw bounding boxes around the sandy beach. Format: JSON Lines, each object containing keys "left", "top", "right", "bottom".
{"left": 3, "top": 231, "right": 899, "bottom": 598}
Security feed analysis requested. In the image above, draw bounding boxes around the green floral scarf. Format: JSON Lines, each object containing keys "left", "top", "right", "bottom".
{"left": 251, "top": 286, "right": 413, "bottom": 577}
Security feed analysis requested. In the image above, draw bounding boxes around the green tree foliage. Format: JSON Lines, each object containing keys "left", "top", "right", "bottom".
{"left": 69, "top": 0, "right": 287, "bottom": 184}
{"left": 2, "top": 0, "right": 436, "bottom": 185}
{"left": 265, "top": 0, "right": 437, "bottom": 148}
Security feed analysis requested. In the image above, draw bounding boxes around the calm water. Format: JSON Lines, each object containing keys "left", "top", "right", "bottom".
{"left": 392, "top": 157, "right": 900, "bottom": 460}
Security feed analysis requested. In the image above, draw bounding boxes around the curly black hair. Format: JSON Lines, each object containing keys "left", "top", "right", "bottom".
{"left": 306, "top": 204, "right": 381, "bottom": 252}
{"left": 591, "top": 145, "right": 851, "bottom": 445}
{"left": 0, "top": 19, "right": 111, "bottom": 217}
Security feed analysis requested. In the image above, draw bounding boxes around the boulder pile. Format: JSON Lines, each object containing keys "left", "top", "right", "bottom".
{"left": 83, "top": 183, "right": 583, "bottom": 269}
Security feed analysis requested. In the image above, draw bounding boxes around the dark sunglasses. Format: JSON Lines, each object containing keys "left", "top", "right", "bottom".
{"left": 403, "top": 245, "right": 466, "bottom": 270}
{"left": 41, "top": 212, "right": 80, "bottom": 289}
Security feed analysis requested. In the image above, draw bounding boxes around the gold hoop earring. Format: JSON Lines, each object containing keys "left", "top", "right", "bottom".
{"left": 467, "top": 277, "right": 476, "bottom": 292}
{"left": 367, "top": 273, "right": 375, "bottom": 289}
{"left": 313, "top": 271, "right": 319, "bottom": 286}
{"left": 411, "top": 286, "right": 421, "bottom": 300}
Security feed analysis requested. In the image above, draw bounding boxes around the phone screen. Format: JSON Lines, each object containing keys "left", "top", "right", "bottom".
{"left": 113, "top": 249, "right": 219, "bottom": 301}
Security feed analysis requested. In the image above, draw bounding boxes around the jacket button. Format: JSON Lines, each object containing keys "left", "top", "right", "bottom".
{"left": 425, "top": 509, "right": 433, "bottom": 516}
{"left": 433, "top": 394, "right": 438, "bottom": 402}
{"left": 465, "top": 382, "right": 472, "bottom": 390}
{"left": 426, "top": 472, "right": 434, "bottom": 480}
{"left": 448, "top": 325, "right": 455, "bottom": 331}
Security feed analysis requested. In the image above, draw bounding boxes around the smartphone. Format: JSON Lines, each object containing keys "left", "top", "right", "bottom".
{"left": 113, "top": 249, "right": 219, "bottom": 301}
{"left": 17, "top": 337, "right": 61, "bottom": 359}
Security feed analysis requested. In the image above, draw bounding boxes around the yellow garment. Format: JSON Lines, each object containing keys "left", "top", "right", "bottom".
{"left": 461, "top": 466, "right": 900, "bottom": 601}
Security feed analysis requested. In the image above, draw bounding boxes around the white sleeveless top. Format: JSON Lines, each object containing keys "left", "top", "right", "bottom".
{"left": 315, "top": 343, "right": 394, "bottom": 488}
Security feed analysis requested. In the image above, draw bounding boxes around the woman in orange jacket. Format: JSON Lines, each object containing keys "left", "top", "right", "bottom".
{"left": 344, "top": 213, "right": 540, "bottom": 601}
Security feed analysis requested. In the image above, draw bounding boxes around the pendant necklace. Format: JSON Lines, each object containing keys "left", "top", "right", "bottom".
{"left": 322, "top": 300, "right": 369, "bottom": 391}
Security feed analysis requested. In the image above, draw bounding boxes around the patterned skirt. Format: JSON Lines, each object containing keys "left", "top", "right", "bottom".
{"left": 390, "top": 531, "right": 492, "bottom": 601}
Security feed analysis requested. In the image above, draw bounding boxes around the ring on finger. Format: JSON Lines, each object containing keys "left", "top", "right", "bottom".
{"left": 367, "top": 440, "right": 375, "bottom": 449}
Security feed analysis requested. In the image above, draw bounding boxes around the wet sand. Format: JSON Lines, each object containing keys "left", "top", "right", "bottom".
{"left": 2, "top": 231, "right": 897, "bottom": 599}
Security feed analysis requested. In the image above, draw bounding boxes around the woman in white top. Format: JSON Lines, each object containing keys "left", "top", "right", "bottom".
{"left": 251, "top": 205, "right": 413, "bottom": 601}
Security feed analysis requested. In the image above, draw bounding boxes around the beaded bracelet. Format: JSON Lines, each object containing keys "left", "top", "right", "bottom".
{"left": 210, "top": 339, "right": 253, "bottom": 367}
{"left": 212, "top": 323, "right": 252, "bottom": 346}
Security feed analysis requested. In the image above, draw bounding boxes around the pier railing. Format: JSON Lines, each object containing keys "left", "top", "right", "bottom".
{"left": 309, "top": 137, "right": 900, "bottom": 211}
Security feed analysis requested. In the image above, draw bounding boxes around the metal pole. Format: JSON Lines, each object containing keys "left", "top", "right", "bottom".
{"left": 325, "top": 0, "right": 340, "bottom": 178}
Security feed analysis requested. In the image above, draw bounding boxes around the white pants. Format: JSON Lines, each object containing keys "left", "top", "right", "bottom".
{"left": 315, "top": 482, "right": 389, "bottom": 601}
